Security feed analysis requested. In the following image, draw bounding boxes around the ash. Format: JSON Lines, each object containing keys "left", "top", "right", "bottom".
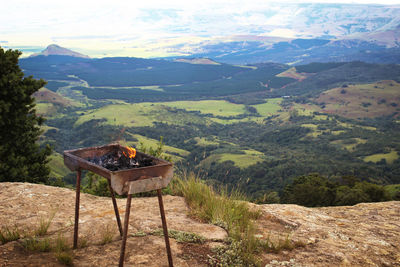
{"left": 87, "top": 150, "right": 154, "bottom": 171}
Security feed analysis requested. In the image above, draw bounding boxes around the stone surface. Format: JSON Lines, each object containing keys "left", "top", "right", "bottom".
{"left": 0, "top": 182, "right": 399, "bottom": 266}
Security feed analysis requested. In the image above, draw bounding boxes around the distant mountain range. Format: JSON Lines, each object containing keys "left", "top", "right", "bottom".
{"left": 164, "top": 26, "right": 400, "bottom": 65}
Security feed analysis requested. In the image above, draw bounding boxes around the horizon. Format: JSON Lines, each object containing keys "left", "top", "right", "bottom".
{"left": 2, "top": 0, "right": 400, "bottom": 58}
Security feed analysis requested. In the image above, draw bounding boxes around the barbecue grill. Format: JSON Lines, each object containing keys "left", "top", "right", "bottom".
{"left": 64, "top": 143, "right": 174, "bottom": 267}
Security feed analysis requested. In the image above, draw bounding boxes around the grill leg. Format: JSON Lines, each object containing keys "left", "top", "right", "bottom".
{"left": 157, "top": 189, "right": 173, "bottom": 267}
{"left": 73, "top": 170, "right": 81, "bottom": 249}
{"left": 119, "top": 193, "right": 132, "bottom": 267}
{"left": 108, "top": 179, "right": 123, "bottom": 237}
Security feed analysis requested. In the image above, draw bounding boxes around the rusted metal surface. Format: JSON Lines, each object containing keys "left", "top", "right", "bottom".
{"left": 108, "top": 179, "right": 123, "bottom": 237}
{"left": 157, "top": 189, "right": 174, "bottom": 267}
{"left": 73, "top": 170, "right": 81, "bottom": 249}
{"left": 64, "top": 144, "right": 173, "bottom": 195}
{"left": 119, "top": 193, "right": 132, "bottom": 267}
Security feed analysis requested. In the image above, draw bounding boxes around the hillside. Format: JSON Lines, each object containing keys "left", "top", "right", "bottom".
{"left": 0, "top": 182, "right": 399, "bottom": 266}
{"left": 17, "top": 54, "right": 400, "bottom": 196}
{"left": 20, "top": 55, "right": 293, "bottom": 102}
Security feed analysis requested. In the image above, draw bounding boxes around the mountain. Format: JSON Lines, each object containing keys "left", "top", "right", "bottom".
{"left": 30, "top": 44, "right": 90, "bottom": 58}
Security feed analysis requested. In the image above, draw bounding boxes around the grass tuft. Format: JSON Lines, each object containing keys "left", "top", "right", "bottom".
{"left": 55, "top": 251, "right": 74, "bottom": 266}
{"left": 53, "top": 233, "right": 73, "bottom": 266}
{"left": 0, "top": 226, "right": 21, "bottom": 244}
{"left": 99, "top": 224, "right": 115, "bottom": 245}
{"left": 78, "top": 235, "right": 89, "bottom": 248}
{"left": 22, "top": 237, "right": 51, "bottom": 252}
{"left": 53, "top": 233, "right": 70, "bottom": 253}
{"left": 35, "top": 210, "right": 57, "bottom": 236}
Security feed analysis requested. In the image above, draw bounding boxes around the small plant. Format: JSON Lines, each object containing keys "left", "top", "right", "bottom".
{"left": 131, "top": 231, "right": 147, "bottom": 237}
{"left": 152, "top": 229, "right": 205, "bottom": 244}
{"left": 52, "top": 233, "right": 73, "bottom": 266}
{"left": 35, "top": 210, "right": 57, "bottom": 236}
{"left": 78, "top": 235, "right": 89, "bottom": 248}
{"left": 22, "top": 237, "right": 51, "bottom": 252}
{"left": 208, "top": 239, "right": 258, "bottom": 267}
{"left": 54, "top": 233, "right": 70, "bottom": 253}
{"left": 99, "top": 224, "right": 115, "bottom": 245}
{"left": 0, "top": 226, "right": 21, "bottom": 244}
{"left": 55, "top": 251, "right": 74, "bottom": 266}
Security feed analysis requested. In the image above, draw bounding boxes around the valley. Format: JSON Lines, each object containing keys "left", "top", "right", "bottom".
{"left": 25, "top": 56, "right": 400, "bottom": 199}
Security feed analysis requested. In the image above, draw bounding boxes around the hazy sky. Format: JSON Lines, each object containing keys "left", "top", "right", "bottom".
{"left": 1, "top": 0, "right": 400, "bottom": 57}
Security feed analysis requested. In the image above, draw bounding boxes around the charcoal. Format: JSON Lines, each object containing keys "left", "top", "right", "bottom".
{"left": 87, "top": 150, "right": 154, "bottom": 171}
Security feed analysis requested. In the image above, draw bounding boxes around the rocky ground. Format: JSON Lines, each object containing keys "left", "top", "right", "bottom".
{"left": 0, "top": 182, "right": 399, "bottom": 266}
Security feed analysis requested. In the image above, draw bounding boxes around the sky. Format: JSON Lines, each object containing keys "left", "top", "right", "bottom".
{"left": 1, "top": 0, "right": 400, "bottom": 57}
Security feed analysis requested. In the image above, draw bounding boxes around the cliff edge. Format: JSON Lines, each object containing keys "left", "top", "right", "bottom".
{"left": 0, "top": 182, "right": 399, "bottom": 266}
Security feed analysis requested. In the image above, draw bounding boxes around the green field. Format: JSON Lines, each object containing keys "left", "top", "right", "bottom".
{"left": 74, "top": 98, "right": 287, "bottom": 128}
{"left": 200, "top": 149, "right": 264, "bottom": 169}
{"left": 162, "top": 100, "right": 247, "bottom": 117}
{"left": 194, "top": 137, "right": 220, "bottom": 146}
{"left": 75, "top": 102, "right": 208, "bottom": 127}
{"left": 36, "top": 103, "right": 57, "bottom": 116}
{"left": 251, "top": 98, "right": 282, "bottom": 116}
{"left": 331, "top": 138, "right": 367, "bottom": 152}
{"left": 364, "top": 150, "right": 399, "bottom": 164}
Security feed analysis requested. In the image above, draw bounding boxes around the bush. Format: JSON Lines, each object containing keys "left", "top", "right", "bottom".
{"left": 282, "top": 173, "right": 336, "bottom": 207}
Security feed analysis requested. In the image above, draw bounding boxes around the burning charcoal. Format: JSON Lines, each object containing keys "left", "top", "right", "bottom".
{"left": 87, "top": 147, "right": 155, "bottom": 171}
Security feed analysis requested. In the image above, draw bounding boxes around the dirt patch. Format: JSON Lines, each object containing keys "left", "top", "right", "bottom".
{"left": 178, "top": 243, "right": 213, "bottom": 266}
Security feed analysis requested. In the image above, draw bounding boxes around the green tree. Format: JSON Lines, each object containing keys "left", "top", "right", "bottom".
{"left": 0, "top": 47, "right": 51, "bottom": 183}
{"left": 282, "top": 173, "right": 336, "bottom": 207}
{"left": 334, "top": 185, "right": 369, "bottom": 206}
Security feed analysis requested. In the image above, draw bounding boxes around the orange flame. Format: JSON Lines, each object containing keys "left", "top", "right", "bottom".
{"left": 123, "top": 146, "right": 136, "bottom": 159}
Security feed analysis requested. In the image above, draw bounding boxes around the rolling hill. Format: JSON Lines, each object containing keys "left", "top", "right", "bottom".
{"left": 19, "top": 51, "right": 400, "bottom": 197}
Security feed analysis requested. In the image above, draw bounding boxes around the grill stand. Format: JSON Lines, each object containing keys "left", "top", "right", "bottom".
{"left": 72, "top": 171, "right": 174, "bottom": 267}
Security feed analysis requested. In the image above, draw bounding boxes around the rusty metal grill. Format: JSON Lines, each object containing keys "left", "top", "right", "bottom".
{"left": 63, "top": 143, "right": 174, "bottom": 267}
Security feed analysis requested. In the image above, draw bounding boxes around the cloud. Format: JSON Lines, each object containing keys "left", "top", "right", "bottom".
{"left": 2, "top": 0, "right": 400, "bottom": 57}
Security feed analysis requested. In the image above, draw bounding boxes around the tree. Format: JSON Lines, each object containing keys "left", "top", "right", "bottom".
{"left": 0, "top": 47, "right": 51, "bottom": 183}
{"left": 282, "top": 173, "right": 336, "bottom": 207}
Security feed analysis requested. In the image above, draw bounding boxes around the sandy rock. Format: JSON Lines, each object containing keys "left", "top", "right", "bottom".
{"left": 258, "top": 202, "right": 400, "bottom": 266}
{"left": 1, "top": 182, "right": 400, "bottom": 266}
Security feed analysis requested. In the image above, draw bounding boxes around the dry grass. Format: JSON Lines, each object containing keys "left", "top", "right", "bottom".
{"left": 172, "top": 172, "right": 261, "bottom": 265}
{"left": 99, "top": 224, "right": 116, "bottom": 245}
{"left": 35, "top": 209, "right": 57, "bottom": 236}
